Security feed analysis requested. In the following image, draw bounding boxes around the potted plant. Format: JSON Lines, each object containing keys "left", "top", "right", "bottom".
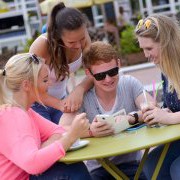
{"left": 120, "top": 26, "right": 146, "bottom": 66}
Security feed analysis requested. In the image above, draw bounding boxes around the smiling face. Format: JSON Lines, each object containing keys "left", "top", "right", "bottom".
{"left": 88, "top": 59, "right": 119, "bottom": 93}
{"left": 20, "top": 63, "right": 50, "bottom": 108}
{"left": 61, "top": 25, "right": 87, "bottom": 50}
{"left": 37, "top": 64, "right": 50, "bottom": 96}
{"left": 28, "top": 64, "right": 50, "bottom": 104}
{"left": 138, "top": 36, "right": 161, "bottom": 65}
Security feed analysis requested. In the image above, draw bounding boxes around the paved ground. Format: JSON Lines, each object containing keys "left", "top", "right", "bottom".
{"left": 122, "top": 64, "right": 162, "bottom": 92}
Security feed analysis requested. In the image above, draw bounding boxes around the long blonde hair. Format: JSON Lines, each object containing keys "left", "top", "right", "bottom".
{"left": 135, "top": 14, "right": 180, "bottom": 97}
{"left": 0, "top": 53, "right": 43, "bottom": 106}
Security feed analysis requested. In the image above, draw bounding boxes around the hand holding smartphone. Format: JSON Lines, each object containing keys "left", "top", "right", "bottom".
{"left": 96, "top": 109, "right": 131, "bottom": 134}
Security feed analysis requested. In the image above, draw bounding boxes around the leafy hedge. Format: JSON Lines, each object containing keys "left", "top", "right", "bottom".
{"left": 120, "top": 26, "right": 142, "bottom": 55}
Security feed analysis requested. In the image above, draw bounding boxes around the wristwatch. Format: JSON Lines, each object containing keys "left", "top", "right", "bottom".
{"left": 128, "top": 111, "right": 139, "bottom": 124}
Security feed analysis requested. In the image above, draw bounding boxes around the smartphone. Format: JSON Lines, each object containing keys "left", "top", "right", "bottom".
{"left": 96, "top": 114, "right": 130, "bottom": 134}
{"left": 96, "top": 114, "right": 113, "bottom": 121}
{"left": 126, "top": 123, "right": 146, "bottom": 131}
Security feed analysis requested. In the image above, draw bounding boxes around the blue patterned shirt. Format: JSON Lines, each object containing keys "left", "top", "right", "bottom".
{"left": 162, "top": 74, "right": 180, "bottom": 112}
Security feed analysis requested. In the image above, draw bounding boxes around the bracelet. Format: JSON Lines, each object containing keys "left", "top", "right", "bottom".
{"left": 88, "top": 129, "right": 94, "bottom": 137}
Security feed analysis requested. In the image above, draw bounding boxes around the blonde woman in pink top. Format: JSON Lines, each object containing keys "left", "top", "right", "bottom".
{"left": 0, "top": 53, "right": 91, "bottom": 180}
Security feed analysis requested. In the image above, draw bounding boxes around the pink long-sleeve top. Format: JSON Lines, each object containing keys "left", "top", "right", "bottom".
{"left": 0, "top": 107, "right": 66, "bottom": 180}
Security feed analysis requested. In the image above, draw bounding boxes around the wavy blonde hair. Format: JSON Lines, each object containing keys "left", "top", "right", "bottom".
{"left": 135, "top": 14, "right": 180, "bottom": 97}
{"left": 0, "top": 53, "right": 43, "bottom": 106}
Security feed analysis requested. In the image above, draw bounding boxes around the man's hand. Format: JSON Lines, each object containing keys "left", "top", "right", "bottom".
{"left": 90, "top": 118, "right": 114, "bottom": 137}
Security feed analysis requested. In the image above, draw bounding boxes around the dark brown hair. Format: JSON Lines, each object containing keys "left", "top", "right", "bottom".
{"left": 47, "top": 2, "right": 86, "bottom": 80}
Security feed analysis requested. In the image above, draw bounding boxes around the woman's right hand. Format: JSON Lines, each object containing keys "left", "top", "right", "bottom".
{"left": 59, "top": 113, "right": 89, "bottom": 151}
{"left": 70, "top": 113, "right": 89, "bottom": 138}
{"left": 140, "top": 102, "right": 157, "bottom": 114}
{"left": 142, "top": 106, "right": 172, "bottom": 125}
{"left": 62, "top": 86, "right": 85, "bottom": 113}
{"left": 141, "top": 103, "right": 156, "bottom": 123}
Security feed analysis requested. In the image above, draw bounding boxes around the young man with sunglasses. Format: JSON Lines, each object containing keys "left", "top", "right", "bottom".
{"left": 60, "top": 41, "right": 153, "bottom": 179}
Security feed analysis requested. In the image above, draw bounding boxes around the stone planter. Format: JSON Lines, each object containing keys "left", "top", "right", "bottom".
{"left": 124, "top": 51, "right": 147, "bottom": 66}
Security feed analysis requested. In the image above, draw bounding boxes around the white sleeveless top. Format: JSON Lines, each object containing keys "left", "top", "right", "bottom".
{"left": 40, "top": 35, "right": 82, "bottom": 99}
{"left": 48, "top": 54, "right": 82, "bottom": 99}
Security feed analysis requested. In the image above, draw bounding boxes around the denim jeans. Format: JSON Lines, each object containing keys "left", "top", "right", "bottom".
{"left": 30, "top": 162, "right": 92, "bottom": 180}
{"left": 32, "top": 102, "right": 63, "bottom": 124}
{"left": 143, "top": 140, "right": 180, "bottom": 180}
{"left": 90, "top": 161, "right": 147, "bottom": 180}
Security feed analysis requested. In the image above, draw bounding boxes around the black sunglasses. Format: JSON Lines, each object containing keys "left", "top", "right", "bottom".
{"left": 28, "top": 54, "right": 40, "bottom": 64}
{"left": 89, "top": 67, "right": 119, "bottom": 81}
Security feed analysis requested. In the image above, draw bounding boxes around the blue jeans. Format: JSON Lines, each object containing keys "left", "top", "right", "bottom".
{"left": 30, "top": 162, "right": 92, "bottom": 180}
{"left": 90, "top": 161, "right": 147, "bottom": 180}
{"left": 31, "top": 102, "right": 63, "bottom": 124}
{"left": 143, "top": 140, "right": 180, "bottom": 180}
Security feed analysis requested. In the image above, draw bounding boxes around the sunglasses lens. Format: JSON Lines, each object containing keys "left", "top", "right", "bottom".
{"left": 32, "top": 54, "right": 40, "bottom": 64}
{"left": 137, "top": 19, "right": 152, "bottom": 30}
{"left": 107, "top": 67, "right": 119, "bottom": 77}
{"left": 29, "top": 54, "right": 40, "bottom": 64}
{"left": 94, "top": 73, "right": 106, "bottom": 81}
{"left": 144, "top": 19, "right": 151, "bottom": 29}
{"left": 137, "top": 19, "right": 143, "bottom": 29}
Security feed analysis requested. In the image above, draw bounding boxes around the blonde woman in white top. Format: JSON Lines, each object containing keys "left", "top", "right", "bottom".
{"left": 29, "top": 2, "right": 92, "bottom": 124}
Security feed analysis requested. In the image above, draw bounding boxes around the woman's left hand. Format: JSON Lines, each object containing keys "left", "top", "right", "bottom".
{"left": 63, "top": 86, "right": 84, "bottom": 112}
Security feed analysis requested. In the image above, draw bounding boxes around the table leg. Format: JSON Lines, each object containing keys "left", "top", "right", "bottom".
{"left": 134, "top": 148, "right": 150, "bottom": 180}
{"left": 151, "top": 142, "right": 170, "bottom": 180}
{"left": 97, "top": 158, "right": 129, "bottom": 180}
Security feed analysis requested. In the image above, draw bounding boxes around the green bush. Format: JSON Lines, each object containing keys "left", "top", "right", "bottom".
{"left": 120, "top": 26, "right": 142, "bottom": 55}
{"left": 23, "top": 38, "right": 35, "bottom": 52}
{"left": 23, "top": 30, "right": 40, "bottom": 52}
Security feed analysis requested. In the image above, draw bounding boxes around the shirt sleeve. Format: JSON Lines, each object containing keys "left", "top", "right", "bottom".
{"left": 78, "top": 104, "right": 85, "bottom": 114}
{"left": 29, "top": 108, "right": 66, "bottom": 142}
{"left": 123, "top": 75, "right": 144, "bottom": 100}
{"left": 0, "top": 107, "right": 66, "bottom": 175}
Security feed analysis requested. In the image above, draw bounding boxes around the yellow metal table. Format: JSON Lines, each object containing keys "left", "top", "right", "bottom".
{"left": 60, "top": 124, "right": 180, "bottom": 180}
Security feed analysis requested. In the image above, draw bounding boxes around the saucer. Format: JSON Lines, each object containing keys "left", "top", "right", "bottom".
{"left": 68, "top": 140, "right": 89, "bottom": 151}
